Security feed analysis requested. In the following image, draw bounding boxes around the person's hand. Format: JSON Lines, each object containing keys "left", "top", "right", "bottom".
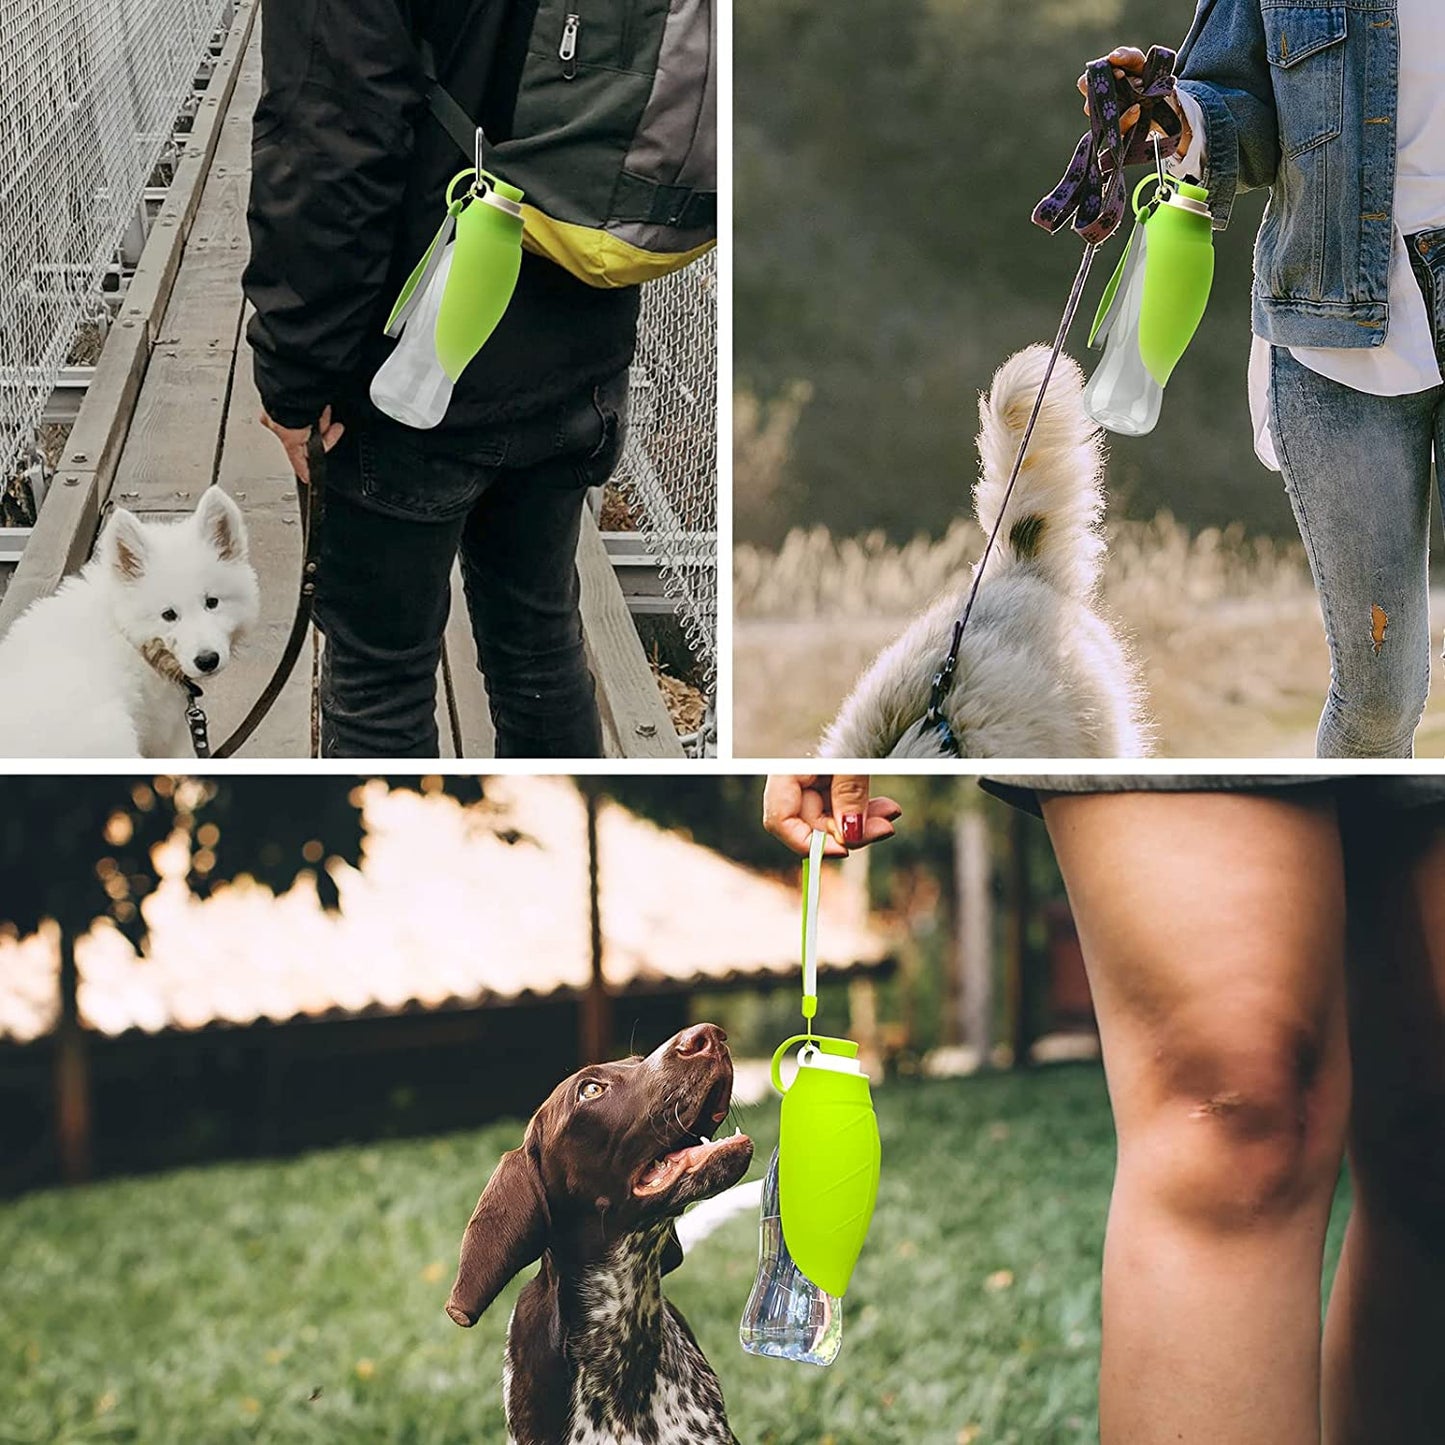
{"left": 260, "top": 405, "right": 345, "bottom": 485}
{"left": 762, "top": 775, "right": 902, "bottom": 858}
{"left": 1077, "top": 47, "right": 1192, "bottom": 155}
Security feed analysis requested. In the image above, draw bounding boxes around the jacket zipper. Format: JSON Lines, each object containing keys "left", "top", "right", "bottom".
{"left": 559, "top": 12, "right": 580, "bottom": 79}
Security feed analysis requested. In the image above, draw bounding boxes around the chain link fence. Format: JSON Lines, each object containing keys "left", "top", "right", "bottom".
{"left": 613, "top": 254, "right": 718, "bottom": 745}
{"left": 0, "top": 0, "right": 229, "bottom": 525}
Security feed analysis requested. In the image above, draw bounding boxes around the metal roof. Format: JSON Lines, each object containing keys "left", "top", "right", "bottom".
{"left": 0, "top": 777, "right": 891, "bottom": 1042}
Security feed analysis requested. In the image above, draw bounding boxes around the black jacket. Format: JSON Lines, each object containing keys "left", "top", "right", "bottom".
{"left": 243, "top": 0, "right": 639, "bottom": 433}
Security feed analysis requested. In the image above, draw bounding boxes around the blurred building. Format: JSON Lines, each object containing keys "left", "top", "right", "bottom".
{"left": 0, "top": 778, "right": 893, "bottom": 1191}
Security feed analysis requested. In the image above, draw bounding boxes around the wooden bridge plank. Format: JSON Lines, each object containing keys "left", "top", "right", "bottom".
{"left": 205, "top": 330, "right": 315, "bottom": 757}
{"left": 0, "top": 0, "right": 258, "bottom": 637}
{"left": 578, "top": 514, "right": 683, "bottom": 758}
{"left": 443, "top": 562, "right": 496, "bottom": 757}
{"left": 116, "top": 38, "right": 260, "bottom": 514}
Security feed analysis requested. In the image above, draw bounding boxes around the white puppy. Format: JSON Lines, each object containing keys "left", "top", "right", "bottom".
{"left": 0, "top": 488, "right": 260, "bottom": 757}
{"left": 821, "top": 346, "right": 1149, "bottom": 759}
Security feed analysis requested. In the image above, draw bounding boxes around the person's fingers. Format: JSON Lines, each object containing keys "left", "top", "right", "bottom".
{"left": 797, "top": 789, "right": 849, "bottom": 856}
{"left": 763, "top": 775, "right": 812, "bottom": 854}
{"left": 762, "top": 775, "right": 848, "bottom": 857}
{"left": 1081, "top": 45, "right": 1147, "bottom": 118}
{"left": 828, "top": 775, "right": 873, "bottom": 850}
{"left": 290, "top": 441, "right": 311, "bottom": 486}
{"left": 853, "top": 795, "right": 901, "bottom": 847}
{"left": 762, "top": 774, "right": 807, "bottom": 826}
{"left": 773, "top": 814, "right": 822, "bottom": 855}
{"left": 322, "top": 421, "right": 345, "bottom": 452}
{"left": 797, "top": 787, "right": 847, "bottom": 855}
{"left": 1119, "top": 102, "right": 1141, "bottom": 134}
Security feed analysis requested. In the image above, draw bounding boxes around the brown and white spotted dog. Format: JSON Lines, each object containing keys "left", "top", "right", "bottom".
{"left": 446, "top": 1024, "right": 754, "bottom": 1445}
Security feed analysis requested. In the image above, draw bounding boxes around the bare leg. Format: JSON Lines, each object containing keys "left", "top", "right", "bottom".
{"left": 1043, "top": 790, "right": 1351, "bottom": 1445}
{"left": 1324, "top": 802, "right": 1445, "bottom": 1442}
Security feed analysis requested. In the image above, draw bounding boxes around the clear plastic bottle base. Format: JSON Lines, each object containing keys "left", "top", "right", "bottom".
{"left": 739, "top": 1149, "right": 844, "bottom": 1366}
{"left": 1083, "top": 226, "right": 1164, "bottom": 437}
{"left": 370, "top": 244, "right": 457, "bottom": 430}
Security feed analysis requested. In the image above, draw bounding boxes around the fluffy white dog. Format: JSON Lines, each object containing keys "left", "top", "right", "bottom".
{"left": 0, "top": 488, "right": 260, "bottom": 757}
{"left": 821, "top": 346, "right": 1149, "bottom": 758}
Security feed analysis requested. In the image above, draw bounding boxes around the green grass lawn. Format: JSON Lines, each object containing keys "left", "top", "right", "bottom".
{"left": 0, "top": 1067, "right": 1352, "bottom": 1445}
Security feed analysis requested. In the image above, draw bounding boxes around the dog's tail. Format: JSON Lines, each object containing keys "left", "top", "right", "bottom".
{"left": 973, "top": 344, "right": 1106, "bottom": 598}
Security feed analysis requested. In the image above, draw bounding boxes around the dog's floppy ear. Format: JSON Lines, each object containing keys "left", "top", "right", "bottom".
{"left": 446, "top": 1138, "right": 550, "bottom": 1327}
{"left": 102, "top": 509, "right": 148, "bottom": 581}
{"left": 194, "top": 487, "right": 247, "bottom": 562}
{"left": 660, "top": 1223, "right": 684, "bottom": 1278}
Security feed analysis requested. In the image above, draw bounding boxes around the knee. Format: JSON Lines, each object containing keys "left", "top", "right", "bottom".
{"left": 478, "top": 635, "right": 590, "bottom": 693}
{"left": 1351, "top": 1087, "right": 1445, "bottom": 1244}
{"left": 1127, "top": 1009, "right": 1348, "bottom": 1229}
{"left": 1331, "top": 655, "right": 1427, "bottom": 752}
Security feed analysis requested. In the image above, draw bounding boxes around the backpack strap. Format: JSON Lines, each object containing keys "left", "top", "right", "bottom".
{"left": 612, "top": 173, "right": 716, "bottom": 230}
{"left": 417, "top": 38, "right": 485, "bottom": 162}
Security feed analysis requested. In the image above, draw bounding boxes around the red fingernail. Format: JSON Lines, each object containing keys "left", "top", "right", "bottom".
{"left": 842, "top": 813, "right": 863, "bottom": 847}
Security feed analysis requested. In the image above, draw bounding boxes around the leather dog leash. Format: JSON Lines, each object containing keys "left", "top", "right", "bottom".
{"left": 908, "top": 50, "right": 1181, "bottom": 756}
{"left": 176, "top": 430, "right": 327, "bottom": 759}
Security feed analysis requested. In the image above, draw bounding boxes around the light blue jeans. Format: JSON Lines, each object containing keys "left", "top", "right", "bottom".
{"left": 1269, "top": 229, "right": 1445, "bottom": 758}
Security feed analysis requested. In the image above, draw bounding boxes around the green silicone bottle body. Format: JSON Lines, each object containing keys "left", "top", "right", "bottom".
{"left": 773, "top": 1036, "right": 882, "bottom": 1299}
{"left": 435, "top": 177, "right": 525, "bottom": 382}
{"left": 1084, "top": 178, "right": 1214, "bottom": 435}
{"left": 1137, "top": 180, "right": 1214, "bottom": 385}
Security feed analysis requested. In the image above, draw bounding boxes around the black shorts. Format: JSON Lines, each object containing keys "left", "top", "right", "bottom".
{"left": 980, "top": 775, "right": 1445, "bottom": 820}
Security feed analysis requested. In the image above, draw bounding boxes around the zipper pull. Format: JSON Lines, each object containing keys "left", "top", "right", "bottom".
{"left": 559, "top": 13, "right": 580, "bottom": 79}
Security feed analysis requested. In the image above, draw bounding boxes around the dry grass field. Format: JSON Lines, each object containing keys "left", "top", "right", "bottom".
{"left": 733, "top": 517, "right": 1445, "bottom": 759}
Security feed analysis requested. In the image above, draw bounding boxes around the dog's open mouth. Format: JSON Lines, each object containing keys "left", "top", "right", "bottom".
{"left": 633, "top": 1075, "right": 751, "bottom": 1198}
{"left": 633, "top": 1127, "right": 751, "bottom": 1197}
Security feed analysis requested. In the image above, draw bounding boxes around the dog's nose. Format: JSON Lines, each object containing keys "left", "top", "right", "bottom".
{"left": 674, "top": 1023, "right": 727, "bottom": 1059}
{"left": 195, "top": 650, "right": 220, "bottom": 674}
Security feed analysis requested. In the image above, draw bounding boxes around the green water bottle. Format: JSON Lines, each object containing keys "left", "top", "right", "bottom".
{"left": 771, "top": 1032, "right": 881, "bottom": 1300}
{"left": 371, "top": 168, "right": 525, "bottom": 430}
{"left": 1084, "top": 175, "right": 1214, "bottom": 436}
{"left": 739, "top": 832, "right": 881, "bottom": 1366}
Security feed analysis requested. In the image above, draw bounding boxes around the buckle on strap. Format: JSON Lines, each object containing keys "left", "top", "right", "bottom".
{"left": 926, "top": 619, "right": 964, "bottom": 724}
{"left": 184, "top": 680, "right": 212, "bottom": 759}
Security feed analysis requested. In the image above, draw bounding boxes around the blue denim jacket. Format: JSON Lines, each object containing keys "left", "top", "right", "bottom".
{"left": 1178, "top": 0, "right": 1398, "bottom": 348}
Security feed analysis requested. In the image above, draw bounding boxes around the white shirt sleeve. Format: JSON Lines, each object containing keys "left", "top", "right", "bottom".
{"left": 1169, "top": 88, "right": 1208, "bottom": 181}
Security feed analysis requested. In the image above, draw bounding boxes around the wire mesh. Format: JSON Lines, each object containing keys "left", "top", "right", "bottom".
{"left": 614, "top": 253, "right": 718, "bottom": 720}
{"left": 0, "top": 0, "right": 228, "bottom": 519}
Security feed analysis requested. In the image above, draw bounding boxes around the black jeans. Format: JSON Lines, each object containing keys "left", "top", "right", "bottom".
{"left": 313, "top": 373, "right": 628, "bottom": 757}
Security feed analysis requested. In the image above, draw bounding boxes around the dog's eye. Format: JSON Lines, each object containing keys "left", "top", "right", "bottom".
{"left": 161, "top": 609, "right": 178, "bottom": 622}
{"left": 204, "top": 596, "right": 219, "bottom": 611}
{"left": 577, "top": 1080, "right": 607, "bottom": 1102}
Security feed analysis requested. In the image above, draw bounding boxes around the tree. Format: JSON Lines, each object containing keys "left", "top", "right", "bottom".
{"left": 0, "top": 775, "right": 485, "bottom": 1181}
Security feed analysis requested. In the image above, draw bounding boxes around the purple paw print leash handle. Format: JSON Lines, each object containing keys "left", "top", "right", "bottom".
{"left": 1033, "top": 46, "right": 1181, "bottom": 246}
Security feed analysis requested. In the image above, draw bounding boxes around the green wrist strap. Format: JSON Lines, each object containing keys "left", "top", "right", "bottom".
{"left": 800, "top": 829, "right": 825, "bottom": 1036}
